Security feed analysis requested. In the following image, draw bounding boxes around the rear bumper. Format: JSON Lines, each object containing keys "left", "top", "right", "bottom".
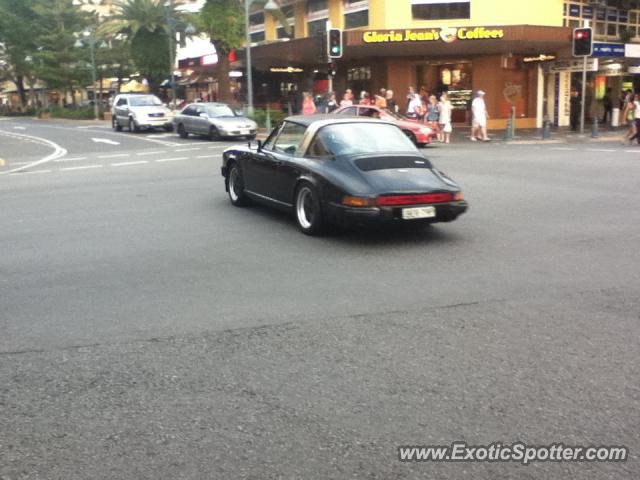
{"left": 325, "top": 201, "right": 468, "bottom": 227}
{"left": 415, "top": 131, "right": 431, "bottom": 145}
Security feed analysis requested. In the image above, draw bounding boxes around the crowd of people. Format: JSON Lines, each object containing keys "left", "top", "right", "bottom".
{"left": 298, "top": 86, "right": 494, "bottom": 145}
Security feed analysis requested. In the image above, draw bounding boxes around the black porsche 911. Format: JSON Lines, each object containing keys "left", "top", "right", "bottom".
{"left": 221, "top": 115, "right": 468, "bottom": 235}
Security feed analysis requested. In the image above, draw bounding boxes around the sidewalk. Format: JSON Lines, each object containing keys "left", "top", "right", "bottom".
{"left": 453, "top": 125, "right": 627, "bottom": 145}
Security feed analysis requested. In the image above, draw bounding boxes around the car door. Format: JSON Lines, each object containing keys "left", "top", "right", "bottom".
{"left": 115, "top": 97, "right": 129, "bottom": 124}
{"left": 258, "top": 121, "right": 307, "bottom": 204}
{"left": 242, "top": 122, "right": 283, "bottom": 194}
{"left": 191, "top": 104, "right": 209, "bottom": 135}
{"left": 179, "top": 105, "right": 195, "bottom": 133}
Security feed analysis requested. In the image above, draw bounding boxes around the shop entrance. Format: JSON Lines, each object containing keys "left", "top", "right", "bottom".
{"left": 416, "top": 60, "right": 473, "bottom": 123}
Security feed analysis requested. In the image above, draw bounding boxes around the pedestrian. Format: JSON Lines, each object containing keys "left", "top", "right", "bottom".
{"left": 386, "top": 89, "right": 397, "bottom": 113}
{"left": 302, "top": 92, "right": 316, "bottom": 115}
{"left": 628, "top": 93, "right": 640, "bottom": 144}
{"left": 426, "top": 95, "right": 440, "bottom": 131}
{"left": 438, "top": 93, "right": 453, "bottom": 144}
{"left": 406, "top": 93, "right": 422, "bottom": 119}
{"left": 622, "top": 90, "right": 636, "bottom": 145}
{"left": 570, "top": 88, "right": 581, "bottom": 132}
{"left": 602, "top": 87, "right": 613, "bottom": 124}
{"left": 327, "top": 92, "right": 338, "bottom": 112}
{"left": 359, "top": 91, "right": 372, "bottom": 105}
{"left": 471, "top": 90, "right": 490, "bottom": 141}
{"left": 406, "top": 86, "right": 416, "bottom": 112}
{"left": 346, "top": 88, "right": 354, "bottom": 103}
{"left": 375, "top": 88, "right": 387, "bottom": 108}
{"left": 340, "top": 92, "right": 353, "bottom": 107}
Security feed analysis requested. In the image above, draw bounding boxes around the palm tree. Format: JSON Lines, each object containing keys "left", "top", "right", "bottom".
{"left": 99, "top": 0, "right": 190, "bottom": 91}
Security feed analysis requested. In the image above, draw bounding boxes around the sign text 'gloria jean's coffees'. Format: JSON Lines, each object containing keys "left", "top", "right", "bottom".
{"left": 363, "top": 27, "right": 505, "bottom": 44}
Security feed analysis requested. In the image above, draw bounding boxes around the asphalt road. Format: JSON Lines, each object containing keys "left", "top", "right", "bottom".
{"left": 0, "top": 118, "right": 638, "bottom": 479}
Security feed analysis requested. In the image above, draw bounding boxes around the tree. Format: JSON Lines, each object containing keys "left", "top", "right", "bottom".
{"left": 0, "top": 0, "right": 39, "bottom": 107}
{"left": 99, "top": 0, "right": 189, "bottom": 92}
{"left": 197, "top": 1, "right": 288, "bottom": 104}
{"left": 31, "top": 0, "right": 92, "bottom": 106}
{"left": 197, "top": 0, "right": 245, "bottom": 104}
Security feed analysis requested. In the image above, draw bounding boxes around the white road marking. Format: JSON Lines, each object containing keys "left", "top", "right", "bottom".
{"left": 13, "top": 126, "right": 26, "bottom": 130}
{"left": 99, "top": 153, "right": 130, "bottom": 159}
{"left": 175, "top": 147, "right": 201, "bottom": 152}
{"left": 91, "top": 137, "right": 121, "bottom": 145}
{"left": 196, "top": 155, "right": 213, "bottom": 158}
{"left": 54, "top": 156, "right": 88, "bottom": 162}
{"left": 60, "top": 164, "right": 104, "bottom": 172}
{"left": 136, "top": 150, "right": 166, "bottom": 156}
{"left": 111, "top": 160, "right": 148, "bottom": 167}
{"left": 550, "top": 147, "right": 577, "bottom": 151}
{"left": 623, "top": 149, "right": 640, "bottom": 153}
{"left": 586, "top": 148, "right": 616, "bottom": 152}
{"left": 0, "top": 130, "right": 67, "bottom": 174}
{"left": 156, "top": 157, "right": 187, "bottom": 162}
{"left": 10, "top": 169, "right": 51, "bottom": 175}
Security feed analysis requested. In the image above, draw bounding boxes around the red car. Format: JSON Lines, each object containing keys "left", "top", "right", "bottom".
{"left": 333, "top": 104, "right": 434, "bottom": 146}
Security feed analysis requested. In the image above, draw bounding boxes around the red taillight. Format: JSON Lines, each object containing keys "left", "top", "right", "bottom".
{"left": 376, "top": 193, "right": 454, "bottom": 206}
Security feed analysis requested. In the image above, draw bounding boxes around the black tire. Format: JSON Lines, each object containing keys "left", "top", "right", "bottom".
{"left": 294, "top": 182, "right": 325, "bottom": 235}
{"left": 227, "top": 163, "right": 249, "bottom": 207}
{"left": 209, "top": 126, "right": 220, "bottom": 141}
{"left": 129, "top": 117, "right": 140, "bottom": 133}
{"left": 404, "top": 130, "right": 417, "bottom": 145}
{"left": 177, "top": 123, "right": 188, "bottom": 138}
{"left": 164, "top": 124, "right": 174, "bottom": 132}
{"left": 112, "top": 116, "right": 122, "bottom": 131}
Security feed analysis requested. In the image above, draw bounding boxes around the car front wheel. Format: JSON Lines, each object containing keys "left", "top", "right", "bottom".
{"left": 295, "top": 183, "right": 324, "bottom": 235}
{"left": 209, "top": 126, "right": 220, "bottom": 141}
{"left": 177, "top": 123, "right": 188, "bottom": 138}
{"left": 227, "top": 164, "right": 249, "bottom": 207}
{"left": 129, "top": 117, "right": 140, "bottom": 133}
{"left": 112, "top": 116, "right": 122, "bottom": 131}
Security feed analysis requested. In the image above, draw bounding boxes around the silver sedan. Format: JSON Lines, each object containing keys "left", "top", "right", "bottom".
{"left": 173, "top": 102, "right": 258, "bottom": 141}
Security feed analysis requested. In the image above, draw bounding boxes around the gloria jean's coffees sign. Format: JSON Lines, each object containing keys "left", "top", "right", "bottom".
{"left": 363, "top": 27, "right": 505, "bottom": 44}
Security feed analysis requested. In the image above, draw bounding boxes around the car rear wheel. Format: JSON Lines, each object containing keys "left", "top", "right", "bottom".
{"left": 403, "top": 130, "right": 417, "bottom": 145}
{"left": 227, "top": 164, "right": 249, "bottom": 207}
{"left": 209, "top": 126, "right": 220, "bottom": 141}
{"left": 129, "top": 117, "right": 140, "bottom": 133}
{"left": 295, "top": 183, "right": 325, "bottom": 235}
{"left": 112, "top": 117, "right": 122, "bottom": 131}
{"left": 164, "top": 124, "right": 174, "bottom": 132}
{"left": 177, "top": 123, "right": 188, "bottom": 138}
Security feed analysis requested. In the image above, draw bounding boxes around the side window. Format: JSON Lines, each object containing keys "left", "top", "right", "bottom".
{"left": 116, "top": 98, "right": 127, "bottom": 107}
{"left": 307, "top": 134, "right": 333, "bottom": 159}
{"left": 338, "top": 106, "right": 357, "bottom": 115}
{"left": 359, "top": 107, "right": 379, "bottom": 117}
{"left": 273, "top": 122, "right": 307, "bottom": 155}
{"left": 262, "top": 122, "right": 284, "bottom": 151}
{"left": 194, "top": 105, "right": 205, "bottom": 116}
{"left": 183, "top": 106, "right": 195, "bottom": 116}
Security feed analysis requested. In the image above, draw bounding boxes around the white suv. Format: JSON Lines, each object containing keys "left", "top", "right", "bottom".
{"left": 111, "top": 94, "right": 174, "bottom": 132}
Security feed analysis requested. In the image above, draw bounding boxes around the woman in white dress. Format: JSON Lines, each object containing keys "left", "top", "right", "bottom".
{"left": 438, "top": 93, "right": 453, "bottom": 144}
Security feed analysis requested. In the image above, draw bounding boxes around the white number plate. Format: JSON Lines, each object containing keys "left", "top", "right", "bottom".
{"left": 402, "top": 206, "right": 436, "bottom": 220}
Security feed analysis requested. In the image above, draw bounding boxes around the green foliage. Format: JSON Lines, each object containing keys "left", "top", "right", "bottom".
{"left": 130, "top": 29, "right": 170, "bottom": 87}
{"left": 198, "top": 0, "right": 244, "bottom": 56}
{"left": 248, "top": 108, "right": 287, "bottom": 129}
{"left": 39, "top": 105, "right": 95, "bottom": 120}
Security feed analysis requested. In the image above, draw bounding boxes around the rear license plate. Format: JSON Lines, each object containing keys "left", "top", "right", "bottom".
{"left": 402, "top": 206, "right": 436, "bottom": 220}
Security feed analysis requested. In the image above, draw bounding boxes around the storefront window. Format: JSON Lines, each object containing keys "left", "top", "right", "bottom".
{"left": 308, "top": 18, "right": 328, "bottom": 37}
{"left": 277, "top": 4, "right": 295, "bottom": 38}
{"left": 250, "top": 31, "right": 265, "bottom": 43}
{"left": 411, "top": 0, "right": 470, "bottom": 20}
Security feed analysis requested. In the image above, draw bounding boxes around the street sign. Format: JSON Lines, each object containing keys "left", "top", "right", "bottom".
{"left": 593, "top": 42, "right": 625, "bottom": 57}
{"left": 548, "top": 58, "right": 598, "bottom": 72}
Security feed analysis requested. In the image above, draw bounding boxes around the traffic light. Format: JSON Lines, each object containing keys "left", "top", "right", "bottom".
{"left": 328, "top": 28, "right": 343, "bottom": 58}
{"left": 573, "top": 27, "right": 593, "bottom": 57}
{"left": 328, "top": 62, "right": 337, "bottom": 77}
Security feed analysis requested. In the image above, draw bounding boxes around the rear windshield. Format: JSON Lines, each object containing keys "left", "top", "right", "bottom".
{"left": 315, "top": 123, "right": 417, "bottom": 157}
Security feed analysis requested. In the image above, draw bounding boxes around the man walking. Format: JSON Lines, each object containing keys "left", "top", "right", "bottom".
{"left": 570, "top": 88, "right": 581, "bottom": 132}
{"left": 471, "top": 90, "right": 490, "bottom": 141}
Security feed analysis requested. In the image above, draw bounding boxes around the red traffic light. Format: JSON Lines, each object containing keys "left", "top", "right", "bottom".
{"left": 573, "top": 27, "right": 592, "bottom": 56}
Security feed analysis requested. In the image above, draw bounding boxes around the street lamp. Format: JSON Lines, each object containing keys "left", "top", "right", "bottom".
{"left": 74, "top": 31, "right": 107, "bottom": 121}
{"left": 245, "top": 0, "right": 279, "bottom": 116}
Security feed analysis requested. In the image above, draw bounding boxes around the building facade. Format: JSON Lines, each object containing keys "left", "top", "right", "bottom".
{"left": 239, "top": 0, "right": 640, "bottom": 128}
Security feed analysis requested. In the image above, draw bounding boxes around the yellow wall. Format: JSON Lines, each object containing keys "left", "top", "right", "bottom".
{"left": 373, "top": 0, "right": 564, "bottom": 29}
{"left": 329, "top": 0, "right": 345, "bottom": 29}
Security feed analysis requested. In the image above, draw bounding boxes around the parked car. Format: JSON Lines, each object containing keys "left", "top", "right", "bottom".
{"left": 221, "top": 115, "right": 467, "bottom": 235}
{"left": 333, "top": 104, "right": 434, "bottom": 146}
{"left": 173, "top": 102, "right": 257, "bottom": 140}
{"left": 111, "top": 94, "right": 173, "bottom": 132}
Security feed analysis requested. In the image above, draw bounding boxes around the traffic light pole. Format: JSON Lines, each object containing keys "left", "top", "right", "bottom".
{"left": 326, "top": 22, "right": 333, "bottom": 94}
{"left": 580, "top": 55, "right": 587, "bottom": 135}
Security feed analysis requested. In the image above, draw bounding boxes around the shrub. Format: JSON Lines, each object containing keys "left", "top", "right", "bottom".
{"left": 248, "top": 108, "right": 287, "bottom": 129}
